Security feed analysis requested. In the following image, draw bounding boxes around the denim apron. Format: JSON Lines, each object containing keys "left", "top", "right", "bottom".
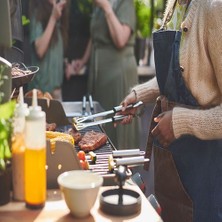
{"left": 145, "top": 23, "right": 222, "bottom": 222}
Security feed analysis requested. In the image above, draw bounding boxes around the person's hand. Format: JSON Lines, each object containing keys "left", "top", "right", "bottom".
{"left": 151, "top": 110, "right": 175, "bottom": 148}
{"left": 121, "top": 90, "right": 137, "bottom": 112}
{"left": 51, "top": 0, "right": 66, "bottom": 21}
{"left": 114, "top": 91, "right": 138, "bottom": 126}
{"left": 73, "top": 59, "right": 84, "bottom": 74}
{"left": 65, "top": 62, "right": 72, "bottom": 80}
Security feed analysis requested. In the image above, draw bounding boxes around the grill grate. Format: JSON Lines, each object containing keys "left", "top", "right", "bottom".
{"left": 56, "top": 124, "right": 115, "bottom": 175}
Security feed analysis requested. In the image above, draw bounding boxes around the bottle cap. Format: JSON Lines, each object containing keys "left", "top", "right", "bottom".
{"left": 14, "top": 87, "right": 29, "bottom": 133}
{"left": 27, "top": 89, "right": 44, "bottom": 120}
{"left": 15, "top": 87, "right": 29, "bottom": 117}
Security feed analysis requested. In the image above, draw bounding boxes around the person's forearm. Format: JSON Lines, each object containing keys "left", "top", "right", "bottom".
{"left": 82, "top": 39, "right": 92, "bottom": 64}
{"left": 103, "top": 5, "right": 131, "bottom": 49}
{"left": 132, "top": 77, "right": 160, "bottom": 104}
{"left": 35, "top": 15, "right": 57, "bottom": 59}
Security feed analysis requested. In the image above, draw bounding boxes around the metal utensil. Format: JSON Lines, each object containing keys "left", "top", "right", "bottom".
{"left": 112, "top": 149, "right": 145, "bottom": 157}
{"left": 73, "top": 101, "right": 143, "bottom": 124}
{"left": 88, "top": 94, "right": 94, "bottom": 115}
{"left": 73, "top": 115, "right": 126, "bottom": 131}
{"left": 82, "top": 95, "right": 87, "bottom": 116}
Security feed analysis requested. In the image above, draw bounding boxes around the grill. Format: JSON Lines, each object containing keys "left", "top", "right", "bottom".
{"left": 47, "top": 123, "right": 127, "bottom": 189}
{"left": 56, "top": 124, "right": 117, "bottom": 176}
{"left": 26, "top": 98, "right": 131, "bottom": 188}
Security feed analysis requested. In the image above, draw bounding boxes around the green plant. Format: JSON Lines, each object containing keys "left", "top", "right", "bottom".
{"left": 134, "top": 0, "right": 152, "bottom": 38}
{"left": 76, "top": 0, "right": 152, "bottom": 38}
{"left": 77, "top": 0, "right": 93, "bottom": 16}
{"left": 0, "top": 64, "right": 15, "bottom": 171}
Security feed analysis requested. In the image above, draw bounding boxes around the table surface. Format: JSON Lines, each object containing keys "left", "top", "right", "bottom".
{"left": 0, "top": 183, "right": 163, "bottom": 222}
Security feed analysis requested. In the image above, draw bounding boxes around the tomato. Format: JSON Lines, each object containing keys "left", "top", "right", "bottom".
{"left": 77, "top": 150, "right": 86, "bottom": 161}
{"left": 79, "top": 160, "right": 85, "bottom": 169}
{"left": 79, "top": 159, "right": 89, "bottom": 170}
{"left": 83, "top": 159, "right": 89, "bottom": 170}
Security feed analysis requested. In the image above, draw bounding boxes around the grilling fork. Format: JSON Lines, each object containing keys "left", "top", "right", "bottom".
{"left": 73, "top": 101, "right": 143, "bottom": 124}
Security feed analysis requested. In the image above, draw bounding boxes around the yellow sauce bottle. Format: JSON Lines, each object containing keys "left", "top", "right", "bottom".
{"left": 24, "top": 89, "right": 46, "bottom": 209}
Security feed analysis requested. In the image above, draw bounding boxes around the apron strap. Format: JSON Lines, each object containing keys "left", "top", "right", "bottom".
{"left": 161, "top": 0, "right": 192, "bottom": 30}
{"left": 144, "top": 96, "right": 162, "bottom": 170}
{"left": 161, "top": 0, "right": 177, "bottom": 30}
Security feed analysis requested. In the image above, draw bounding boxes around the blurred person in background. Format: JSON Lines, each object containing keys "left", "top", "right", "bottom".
{"left": 28, "top": 0, "right": 69, "bottom": 100}
{"left": 116, "top": 0, "right": 222, "bottom": 221}
{"left": 73, "top": 0, "right": 140, "bottom": 149}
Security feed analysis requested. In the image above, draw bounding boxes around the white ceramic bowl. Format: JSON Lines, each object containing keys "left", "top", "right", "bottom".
{"left": 57, "top": 170, "right": 103, "bottom": 218}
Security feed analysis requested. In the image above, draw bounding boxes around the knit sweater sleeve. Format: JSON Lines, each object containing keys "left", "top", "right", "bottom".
{"left": 131, "top": 77, "right": 160, "bottom": 104}
{"left": 173, "top": 105, "right": 222, "bottom": 140}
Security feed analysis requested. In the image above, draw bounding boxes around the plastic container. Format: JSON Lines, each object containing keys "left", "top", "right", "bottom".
{"left": 12, "top": 87, "right": 29, "bottom": 201}
{"left": 24, "top": 89, "right": 46, "bottom": 209}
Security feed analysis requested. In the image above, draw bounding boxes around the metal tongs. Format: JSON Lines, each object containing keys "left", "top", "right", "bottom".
{"left": 73, "top": 101, "right": 143, "bottom": 131}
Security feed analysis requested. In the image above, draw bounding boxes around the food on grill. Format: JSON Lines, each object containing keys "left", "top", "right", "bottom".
{"left": 77, "top": 150, "right": 86, "bottom": 161}
{"left": 46, "top": 131, "right": 74, "bottom": 153}
{"left": 108, "top": 155, "right": 115, "bottom": 172}
{"left": 79, "top": 159, "right": 89, "bottom": 170}
{"left": 78, "top": 130, "right": 108, "bottom": 152}
{"left": 68, "top": 128, "right": 82, "bottom": 145}
{"left": 77, "top": 150, "right": 89, "bottom": 170}
{"left": 89, "top": 151, "right": 97, "bottom": 163}
{"left": 46, "top": 122, "right": 57, "bottom": 131}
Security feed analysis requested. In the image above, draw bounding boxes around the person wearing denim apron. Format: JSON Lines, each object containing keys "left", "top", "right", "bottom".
{"left": 146, "top": 1, "right": 222, "bottom": 222}
{"left": 117, "top": 0, "right": 222, "bottom": 221}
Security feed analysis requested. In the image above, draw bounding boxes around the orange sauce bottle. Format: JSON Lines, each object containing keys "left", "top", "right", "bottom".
{"left": 24, "top": 89, "right": 46, "bottom": 209}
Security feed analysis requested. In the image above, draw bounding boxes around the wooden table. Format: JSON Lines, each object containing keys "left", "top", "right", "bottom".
{"left": 0, "top": 183, "right": 163, "bottom": 222}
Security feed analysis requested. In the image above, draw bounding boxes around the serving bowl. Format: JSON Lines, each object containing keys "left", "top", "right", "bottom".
{"left": 57, "top": 170, "right": 103, "bottom": 218}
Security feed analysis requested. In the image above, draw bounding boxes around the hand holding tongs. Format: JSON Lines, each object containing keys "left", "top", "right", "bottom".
{"left": 73, "top": 101, "right": 143, "bottom": 131}
{"left": 74, "top": 101, "right": 143, "bottom": 124}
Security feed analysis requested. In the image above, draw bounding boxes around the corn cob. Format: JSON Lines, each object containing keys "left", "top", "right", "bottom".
{"left": 46, "top": 131, "right": 74, "bottom": 153}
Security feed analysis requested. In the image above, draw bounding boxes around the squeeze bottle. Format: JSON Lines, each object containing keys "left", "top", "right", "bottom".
{"left": 12, "top": 87, "right": 29, "bottom": 201}
{"left": 24, "top": 89, "right": 46, "bottom": 209}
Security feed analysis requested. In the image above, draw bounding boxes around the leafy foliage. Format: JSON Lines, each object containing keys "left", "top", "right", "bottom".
{"left": 134, "top": 0, "right": 151, "bottom": 38}
{"left": 74, "top": 0, "right": 165, "bottom": 39}
{"left": 77, "top": 0, "right": 93, "bottom": 17}
{"left": 0, "top": 65, "right": 15, "bottom": 171}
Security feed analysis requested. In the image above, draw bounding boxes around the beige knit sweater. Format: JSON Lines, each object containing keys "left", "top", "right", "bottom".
{"left": 132, "top": 0, "right": 222, "bottom": 140}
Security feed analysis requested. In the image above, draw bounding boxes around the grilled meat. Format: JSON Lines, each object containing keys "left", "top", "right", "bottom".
{"left": 78, "top": 130, "right": 108, "bottom": 152}
{"left": 68, "top": 127, "right": 82, "bottom": 145}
